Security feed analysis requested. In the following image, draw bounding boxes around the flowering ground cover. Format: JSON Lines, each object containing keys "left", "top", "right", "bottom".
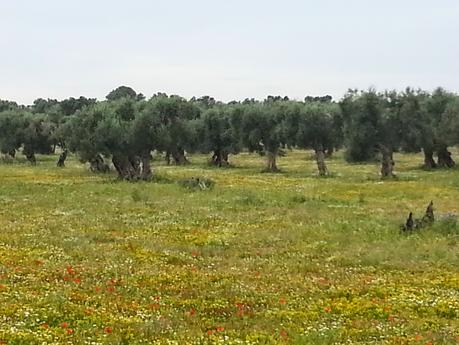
{"left": 0, "top": 150, "right": 458, "bottom": 344}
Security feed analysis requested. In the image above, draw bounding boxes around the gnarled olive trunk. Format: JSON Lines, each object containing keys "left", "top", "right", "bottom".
{"left": 112, "top": 154, "right": 153, "bottom": 181}
{"left": 264, "top": 151, "right": 279, "bottom": 172}
{"left": 57, "top": 149, "right": 68, "bottom": 167}
{"left": 423, "top": 148, "right": 437, "bottom": 169}
{"left": 8, "top": 149, "right": 15, "bottom": 158}
{"left": 166, "top": 148, "right": 189, "bottom": 165}
{"left": 380, "top": 145, "right": 395, "bottom": 178}
{"left": 112, "top": 154, "right": 140, "bottom": 181}
{"left": 25, "top": 152, "right": 36, "bottom": 165}
{"left": 129, "top": 155, "right": 141, "bottom": 176}
{"left": 165, "top": 151, "right": 171, "bottom": 165}
{"left": 315, "top": 147, "right": 328, "bottom": 176}
{"left": 89, "top": 154, "right": 110, "bottom": 173}
{"left": 210, "top": 149, "right": 229, "bottom": 167}
{"left": 325, "top": 146, "right": 334, "bottom": 158}
{"left": 172, "top": 147, "right": 189, "bottom": 165}
{"left": 436, "top": 145, "right": 455, "bottom": 168}
{"left": 140, "top": 152, "right": 153, "bottom": 180}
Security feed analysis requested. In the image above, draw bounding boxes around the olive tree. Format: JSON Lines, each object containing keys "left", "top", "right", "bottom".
{"left": 195, "top": 106, "right": 242, "bottom": 166}
{"left": 234, "top": 103, "right": 285, "bottom": 172}
{"left": 341, "top": 90, "right": 401, "bottom": 178}
{"left": 296, "top": 102, "right": 342, "bottom": 175}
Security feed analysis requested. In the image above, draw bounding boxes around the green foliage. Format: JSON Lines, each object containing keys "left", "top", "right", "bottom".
{"left": 439, "top": 96, "right": 459, "bottom": 146}
{"left": 1, "top": 86, "right": 458, "bottom": 177}
{"left": 0, "top": 109, "right": 55, "bottom": 161}
{"left": 106, "top": 85, "right": 140, "bottom": 101}
{"left": 149, "top": 94, "right": 201, "bottom": 155}
{"left": 194, "top": 106, "right": 242, "bottom": 162}
{"left": 341, "top": 89, "right": 385, "bottom": 161}
{"left": 31, "top": 98, "right": 59, "bottom": 114}
{"left": 394, "top": 88, "right": 429, "bottom": 153}
{"left": 0, "top": 109, "right": 25, "bottom": 154}
{"left": 296, "top": 101, "right": 342, "bottom": 151}
{"left": 21, "top": 113, "right": 55, "bottom": 156}
{"left": 0, "top": 99, "right": 19, "bottom": 112}
{"left": 59, "top": 96, "right": 97, "bottom": 116}
{"left": 238, "top": 103, "right": 284, "bottom": 155}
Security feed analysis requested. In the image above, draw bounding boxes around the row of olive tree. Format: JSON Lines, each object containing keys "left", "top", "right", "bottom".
{"left": 341, "top": 88, "right": 458, "bottom": 177}
{"left": 1, "top": 86, "right": 458, "bottom": 180}
{"left": 59, "top": 91, "right": 342, "bottom": 179}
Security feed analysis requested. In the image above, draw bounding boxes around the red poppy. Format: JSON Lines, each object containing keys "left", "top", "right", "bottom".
{"left": 149, "top": 303, "right": 160, "bottom": 310}
{"left": 41, "top": 323, "right": 49, "bottom": 329}
{"left": 280, "top": 329, "right": 288, "bottom": 339}
{"left": 206, "top": 329, "right": 215, "bottom": 335}
{"left": 216, "top": 326, "right": 225, "bottom": 332}
{"left": 66, "top": 329, "right": 74, "bottom": 335}
{"left": 108, "top": 279, "right": 120, "bottom": 286}
{"left": 73, "top": 278, "right": 81, "bottom": 284}
{"left": 279, "top": 298, "right": 286, "bottom": 305}
{"left": 324, "top": 306, "right": 332, "bottom": 313}
{"left": 104, "top": 326, "right": 113, "bottom": 334}
{"left": 61, "top": 322, "right": 69, "bottom": 328}
{"left": 66, "top": 266, "right": 75, "bottom": 275}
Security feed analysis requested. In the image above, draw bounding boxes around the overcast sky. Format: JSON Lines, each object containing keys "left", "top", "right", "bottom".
{"left": 1, "top": 0, "right": 458, "bottom": 105}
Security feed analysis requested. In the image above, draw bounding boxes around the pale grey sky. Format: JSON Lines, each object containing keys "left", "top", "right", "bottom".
{"left": 1, "top": 0, "right": 458, "bottom": 104}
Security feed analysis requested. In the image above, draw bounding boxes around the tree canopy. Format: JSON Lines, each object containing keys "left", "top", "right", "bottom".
{"left": 1, "top": 86, "right": 458, "bottom": 179}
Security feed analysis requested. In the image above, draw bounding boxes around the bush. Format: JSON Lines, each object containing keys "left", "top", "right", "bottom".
{"left": 178, "top": 177, "right": 214, "bottom": 190}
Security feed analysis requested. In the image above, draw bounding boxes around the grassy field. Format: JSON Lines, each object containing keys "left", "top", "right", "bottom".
{"left": 0, "top": 150, "right": 458, "bottom": 345}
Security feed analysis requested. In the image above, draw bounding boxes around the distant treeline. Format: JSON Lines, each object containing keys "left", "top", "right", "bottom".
{"left": 0, "top": 86, "right": 458, "bottom": 179}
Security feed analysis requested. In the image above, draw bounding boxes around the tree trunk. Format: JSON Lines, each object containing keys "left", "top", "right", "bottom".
{"left": 437, "top": 145, "right": 455, "bottom": 168}
{"left": 210, "top": 149, "right": 229, "bottom": 167}
{"left": 165, "top": 151, "right": 172, "bottom": 165}
{"left": 423, "top": 148, "right": 437, "bottom": 169}
{"left": 112, "top": 154, "right": 140, "bottom": 181}
{"left": 325, "top": 146, "right": 334, "bottom": 158}
{"left": 57, "top": 149, "right": 68, "bottom": 167}
{"left": 315, "top": 148, "right": 328, "bottom": 176}
{"left": 129, "top": 156, "right": 141, "bottom": 176}
{"left": 8, "top": 149, "right": 15, "bottom": 158}
{"left": 264, "top": 151, "right": 279, "bottom": 172}
{"left": 380, "top": 146, "right": 395, "bottom": 178}
{"left": 172, "top": 147, "right": 189, "bottom": 165}
{"left": 140, "top": 152, "right": 153, "bottom": 180}
{"left": 89, "top": 154, "right": 110, "bottom": 173}
{"left": 26, "top": 152, "right": 36, "bottom": 165}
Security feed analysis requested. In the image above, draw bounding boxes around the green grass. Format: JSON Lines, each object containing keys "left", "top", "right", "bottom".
{"left": 0, "top": 150, "right": 458, "bottom": 344}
